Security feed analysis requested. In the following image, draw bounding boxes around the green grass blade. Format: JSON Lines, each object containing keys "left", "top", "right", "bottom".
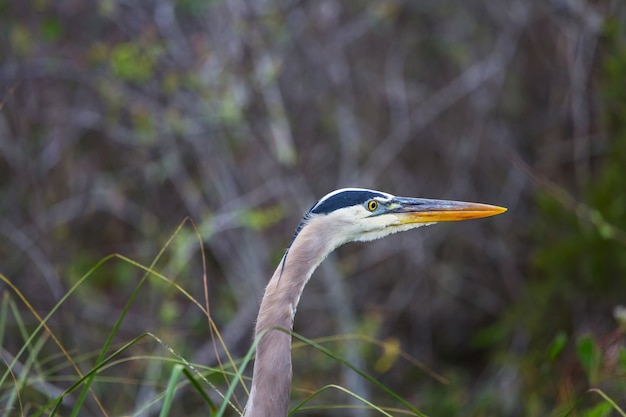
{"left": 290, "top": 384, "right": 394, "bottom": 416}
{"left": 215, "top": 326, "right": 275, "bottom": 417}
{"left": 159, "top": 364, "right": 185, "bottom": 417}
{"left": 291, "top": 331, "right": 428, "bottom": 417}
{"left": 0, "top": 255, "right": 117, "bottom": 416}
{"left": 588, "top": 388, "right": 626, "bottom": 417}
{"left": 182, "top": 367, "right": 217, "bottom": 412}
{"left": 0, "top": 292, "right": 9, "bottom": 354}
{"left": 65, "top": 272, "right": 154, "bottom": 416}
{"left": 67, "top": 220, "right": 191, "bottom": 417}
{"left": 5, "top": 332, "right": 48, "bottom": 414}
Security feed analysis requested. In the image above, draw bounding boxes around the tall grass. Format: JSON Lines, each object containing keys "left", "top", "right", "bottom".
{"left": 2, "top": 216, "right": 624, "bottom": 416}
{"left": 0, "top": 220, "right": 448, "bottom": 416}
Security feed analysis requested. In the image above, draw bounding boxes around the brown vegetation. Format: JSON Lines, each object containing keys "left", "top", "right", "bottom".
{"left": 1, "top": 1, "right": 625, "bottom": 416}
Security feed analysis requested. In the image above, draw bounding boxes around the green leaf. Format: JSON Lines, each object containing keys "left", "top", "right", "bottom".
{"left": 576, "top": 335, "right": 602, "bottom": 383}
{"left": 10, "top": 24, "right": 33, "bottom": 56}
{"left": 548, "top": 331, "right": 568, "bottom": 361}
{"left": 238, "top": 205, "right": 284, "bottom": 231}
{"left": 577, "top": 336, "right": 594, "bottom": 374}
{"left": 110, "top": 42, "right": 158, "bottom": 83}
{"left": 582, "top": 401, "right": 613, "bottom": 417}
{"left": 42, "top": 18, "right": 62, "bottom": 42}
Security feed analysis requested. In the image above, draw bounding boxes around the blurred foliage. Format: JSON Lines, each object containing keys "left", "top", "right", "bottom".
{"left": 1, "top": 0, "right": 626, "bottom": 416}
{"left": 473, "top": 14, "right": 626, "bottom": 416}
{"left": 110, "top": 42, "right": 161, "bottom": 83}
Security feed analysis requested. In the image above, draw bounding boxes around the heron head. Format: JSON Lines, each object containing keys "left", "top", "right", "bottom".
{"left": 303, "top": 188, "right": 506, "bottom": 246}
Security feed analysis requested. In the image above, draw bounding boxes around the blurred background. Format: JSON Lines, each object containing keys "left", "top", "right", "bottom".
{"left": 1, "top": 0, "right": 626, "bottom": 416}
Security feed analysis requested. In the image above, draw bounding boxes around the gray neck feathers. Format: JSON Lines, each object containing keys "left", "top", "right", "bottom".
{"left": 243, "top": 217, "right": 338, "bottom": 417}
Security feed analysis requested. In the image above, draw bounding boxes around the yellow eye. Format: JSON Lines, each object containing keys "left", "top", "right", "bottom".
{"left": 367, "top": 200, "right": 378, "bottom": 211}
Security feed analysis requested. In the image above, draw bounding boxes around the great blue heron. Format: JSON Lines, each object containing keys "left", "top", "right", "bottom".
{"left": 243, "top": 188, "right": 506, "bottom": 417}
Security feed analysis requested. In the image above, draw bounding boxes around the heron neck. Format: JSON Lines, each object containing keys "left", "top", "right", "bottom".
{"left": 244, "top": 220, "right": 337, "bottom": 417}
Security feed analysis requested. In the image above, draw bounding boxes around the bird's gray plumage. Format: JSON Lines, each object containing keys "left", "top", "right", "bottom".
{"left": 242, "top": 188, "right": 505, "bottom": 417}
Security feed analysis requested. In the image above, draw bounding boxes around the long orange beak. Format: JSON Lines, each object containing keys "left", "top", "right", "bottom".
{"left": 390, "top": 197, "right": 507, "bottom": 223}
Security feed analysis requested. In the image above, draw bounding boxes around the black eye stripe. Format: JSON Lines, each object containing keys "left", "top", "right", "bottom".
{"left": 310, "top": 190, "right": 388, "bottom": 215}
